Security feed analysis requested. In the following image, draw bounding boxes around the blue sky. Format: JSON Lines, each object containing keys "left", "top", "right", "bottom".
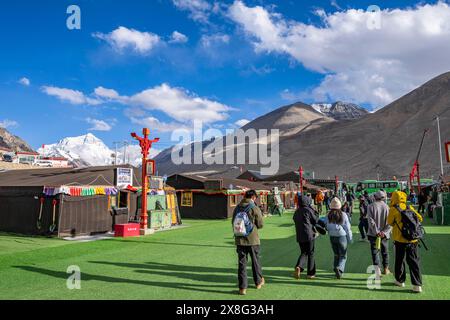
{"left": 1, "top": 0, "right": 450, "bottom": 152}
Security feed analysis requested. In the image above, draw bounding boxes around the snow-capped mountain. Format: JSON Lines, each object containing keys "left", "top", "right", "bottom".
{"left": 38, "top": 133, "right": 159, "bottom": 167}
{"left": 311, "top": 101, "right": 369, "bottom": 120}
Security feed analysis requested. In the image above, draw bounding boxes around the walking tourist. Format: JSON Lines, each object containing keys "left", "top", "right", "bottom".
{"left": 293, "top": 195, "right": 319, "bottom": 280}
{"left": 418, "top": 190, "right": 427, "bottom": 214}
{"left": 367, "top": 191, "right": 392, "bottom": 276}
{"left": 232, "top": 190, "right": 265, "bottom": 295}
{"left": 387, "top": 191, "right": 424, "bottom": 293}
{"left": 315, "top": 191, "right": 325, "bottom": 215}
{"left": 359, "top": 195, "right": 369, "bottom": 242}
{"left": 324, "top": 197, "right": 353, "bottom": 279}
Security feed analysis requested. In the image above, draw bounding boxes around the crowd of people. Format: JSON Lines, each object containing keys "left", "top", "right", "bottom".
{"left": 232, "top": 188, "right": 425, "bottom": 296}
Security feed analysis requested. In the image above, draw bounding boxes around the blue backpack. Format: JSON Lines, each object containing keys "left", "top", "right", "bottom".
{"left": 233, "top": 203, "right": 255, "bottom": 237}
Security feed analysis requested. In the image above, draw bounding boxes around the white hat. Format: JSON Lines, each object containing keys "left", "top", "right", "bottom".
{"left": 374, "top": 191, "right": 387, "bottom": 200}
{"left": 330, "top": 197, "right": 342, "bottom": 210}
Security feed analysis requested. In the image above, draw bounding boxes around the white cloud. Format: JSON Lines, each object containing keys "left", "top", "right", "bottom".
{"left": 128, "top": 83, "right": 231, "bottom": 124}
{"left": 229, "top": 1, "right": 450, "bottom": 107}
{"left": 200, "top": 33, "right": 230, "bottom": 47}
{"left": 93, "top": 26, "right": 161, "bottom": 54}
{"left": 86, "top": 118, "right": 113, "bottom": 131}
{"left": 18, "top": 77, "right": 30, "bottom": 86}
{"left": 169, "top": 31, "right": 189, "bottom": 43}
{"left": 129, "top": 115, "right": 189, "bottom": 133}
{"left": 42, "top": 83, "right": 232, "bottom": 133}
{"left": 172, "top": 0, "right": 213, "bottom": 23}
{"left": 0, "top": 119, "right": 19, "bottom": 129}
{"left": 41, "top": 86, "right": 102, "bottom": 105}
{"left": 235, "top": 119, "right": 250, "bottom": 127}
{"left": 94, "top": 86, "right": 121, "bottom": 100}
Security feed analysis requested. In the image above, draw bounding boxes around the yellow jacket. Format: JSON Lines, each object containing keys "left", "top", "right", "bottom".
{"left": 387, "top": 191, "right": 423, "bottom": 243}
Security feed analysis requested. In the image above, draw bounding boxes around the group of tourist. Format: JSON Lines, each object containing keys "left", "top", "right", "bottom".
{"left": 232, "top": 189, "right": 424, "bottom": 296}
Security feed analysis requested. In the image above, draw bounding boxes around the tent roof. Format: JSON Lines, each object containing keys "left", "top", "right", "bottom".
{"left": 0, "top": 165, "right": 141, "bottom": 187}
{"left": 168, "top": 173, "right": 270, "bottom": 191}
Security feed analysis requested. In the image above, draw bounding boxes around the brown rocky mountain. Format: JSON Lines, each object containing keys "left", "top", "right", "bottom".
{"left": 0, "top": 127, "right": 34, "bottom": 152}
{"left": 241, "top": 102, "right": 335, "bottom": 137}
{"left": 154, "top": 72, "right": 450, "bottom": 181}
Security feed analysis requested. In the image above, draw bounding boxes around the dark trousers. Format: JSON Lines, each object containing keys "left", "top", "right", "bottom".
{"left": 394, "top": 242, "right": 422, "bottom": 286}
{"left": 359, "top": 218, "right": 369, "bottom": 239}
{"left": 295, "top": 240, "right": 316, "bottom": 276}
{"left": 418, "top": 203, "right": 425, "bottom": 214}
{"left": 368, "top": 236, "right": 389, "bottom": 268}
{"left": 237, "top": 245, "right": 263, "bottom": 289}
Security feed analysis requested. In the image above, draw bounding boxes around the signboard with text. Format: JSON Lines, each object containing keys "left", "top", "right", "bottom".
{"left": 116, "top": 167, "right": 133, "bottom": 189}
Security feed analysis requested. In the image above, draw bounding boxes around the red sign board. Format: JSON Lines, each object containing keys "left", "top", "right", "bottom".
{"left": 446, "top": 142, "right": 450, "bottom": 163}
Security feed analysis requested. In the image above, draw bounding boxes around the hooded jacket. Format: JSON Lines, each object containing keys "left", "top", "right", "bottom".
{"left": 232, "top": 198, "right": 264, "bottom": 246}
{"left": 387, "top": 191, "right": 423, "bottom": 243}
{"left": 293, "top": 196, "right": 319, "bottom": 243}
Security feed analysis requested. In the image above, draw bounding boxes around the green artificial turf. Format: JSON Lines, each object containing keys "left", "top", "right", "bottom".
{"left": 0, "top": 209, "right": 449, "bottom": 300}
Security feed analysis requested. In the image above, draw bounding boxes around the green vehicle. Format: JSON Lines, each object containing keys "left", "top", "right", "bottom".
{"left": 355, "top": 180, "right": 405, "bottom": 198}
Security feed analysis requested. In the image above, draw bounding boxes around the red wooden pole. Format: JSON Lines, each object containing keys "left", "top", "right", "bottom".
{"left": 131, "top": 128, "right": 159, "bottom": 231}
{"left": 299, "top": 166, "right": 304, "bottom": 194}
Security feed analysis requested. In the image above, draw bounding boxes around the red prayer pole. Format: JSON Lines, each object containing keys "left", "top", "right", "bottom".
{"left": 131, "top": 128, "right": 160, "bottom": 230}
{"left": 299, "top": 166, "right": 304, "bottom": 194}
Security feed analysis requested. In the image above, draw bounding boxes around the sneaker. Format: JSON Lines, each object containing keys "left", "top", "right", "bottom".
{"left": 394, "top": 280, "right": 405, "bottom": 288}
{"left": 294, "top": 267, "right": 301, "bottom": 280}
{"left": 375, "top": 266, "right": 382, "bottom": 278}
{"left": 334, "top": 268, "right": 342, "bottom": 280}
{"left": 239, "top": 288, "right": 247, "bottom": 295}
{"left": 256, "top": 277, "right": 265, "bottom": 289}
{"left": 412, "top": 285, "right": 423, "bottom": 293}
{"left": 359, "top": 238, "right": 367, "bottom": 242}
{"left": 307, "top": 275, "right": 316, "bottom": 279}
{"left": 383, "top": 267, "right": 391, "bottom": 276}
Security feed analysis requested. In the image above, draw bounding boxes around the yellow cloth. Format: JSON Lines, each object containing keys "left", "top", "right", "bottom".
{"left": 387, "top": 191, "right": 423, "bottom": 243}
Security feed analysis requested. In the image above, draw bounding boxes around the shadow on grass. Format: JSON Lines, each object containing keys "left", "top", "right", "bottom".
{"left": 13, "top": 265, "right": 237, "bottom": 295}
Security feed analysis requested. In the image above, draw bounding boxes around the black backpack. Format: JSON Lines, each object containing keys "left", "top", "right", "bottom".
{"left": 394, "top": 205, "right": 428, "bottom": 250}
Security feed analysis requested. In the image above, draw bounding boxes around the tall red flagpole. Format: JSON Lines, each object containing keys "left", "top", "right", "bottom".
{"left": 131, "top": 128, "right": 159, "bottom": 231}
{"left": 299, "top": 166, "right": 304, "bottom": 194}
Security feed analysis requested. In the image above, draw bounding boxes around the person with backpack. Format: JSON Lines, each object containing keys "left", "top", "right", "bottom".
{"left": 367, "top": 191, "right": 392, "bottom": 276}
{"left": 324, "top": 197, "right": 353, "bottom": 279}
{"left": 293, "top": 195, "right": 319, "bottom": 280}
{"left": 359, "top": 195, "right": 369, "bottom": 242}
{"left": 232, "top": 190, "right": 265, "bottom": 295}
{"left": 387, "top": 191, "right": 424, "bottom": 293}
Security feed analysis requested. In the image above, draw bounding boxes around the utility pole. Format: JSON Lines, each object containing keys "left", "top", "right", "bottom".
{"left": 113, "top": 141, "right": 122, "bottom": 165}
{"left": 123, "top": 140, "right": 129, "bottom": 165}
{"left": 435, "top": 115, "right": 445, "bottom": 179}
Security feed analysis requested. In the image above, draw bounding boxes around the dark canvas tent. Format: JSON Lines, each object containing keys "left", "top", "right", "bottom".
{"left": 166, "top": 174, "right": 270, "bottom": 219}
{"left": 0, "top": 165, "right": 141, "bottom": 237}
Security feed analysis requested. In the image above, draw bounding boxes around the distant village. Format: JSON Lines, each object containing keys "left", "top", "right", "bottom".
{"left": 0, "top": 146, "right": 71, "bottom": 168}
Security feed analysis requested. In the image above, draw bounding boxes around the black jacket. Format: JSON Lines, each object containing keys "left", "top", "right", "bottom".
{"left": 293, "top": 196, "right": 319, "bottom": 243}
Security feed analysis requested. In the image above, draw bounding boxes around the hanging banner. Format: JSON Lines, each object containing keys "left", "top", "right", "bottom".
{"left": 116, "top": 167, "right": 133, "bottom": 189}
{"left": 446, "top": 142, "right": 450, "bottom": 163}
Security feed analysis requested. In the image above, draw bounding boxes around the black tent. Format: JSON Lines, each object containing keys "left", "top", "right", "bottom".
{"left": 0, "top": 165, "right": 140, "bottom": 237}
